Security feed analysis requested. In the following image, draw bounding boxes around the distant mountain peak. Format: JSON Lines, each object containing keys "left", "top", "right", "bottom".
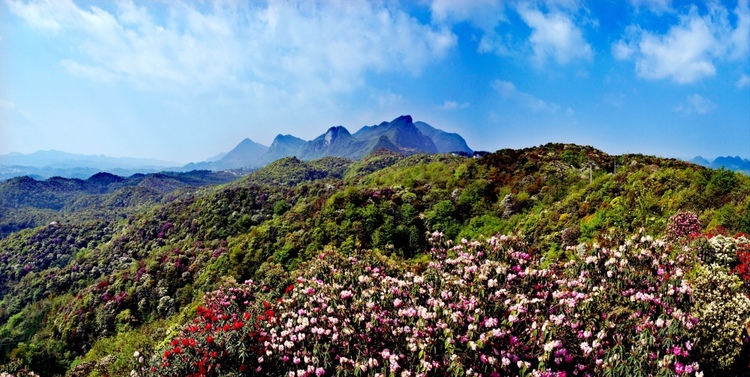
{"left": 176, "top": 115, "right": 472, "bottom": 172}
{"left": 689, "top": 156, "right": 710, "bottom": 167}
{"left": 413, "top": 121, "right": 472, "bottom": 154}
{"left": 270, "top": 134, "right": 305, "bottom": 148}
{"left": 393, "top": 114, "right": 413, "bottom": 124}
{"left": 687, "top": 155, "right": 750, "bottom": 173}
{"left": 324, "top": 126, "right": 351, "bottom": 146}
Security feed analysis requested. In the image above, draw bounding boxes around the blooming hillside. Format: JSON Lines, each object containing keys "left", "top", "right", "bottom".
{"left": 141, "top": 228, "right": 750, "bottom": 377}
{"left": 1, "top": 144, "right": 750, "bottom": 376}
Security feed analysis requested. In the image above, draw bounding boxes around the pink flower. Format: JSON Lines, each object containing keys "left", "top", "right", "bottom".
{"left": 315, "top": 367, "right": 325, "bottom": 376}
{"left": 675, "top": 361, "right": 684, "bottom": 374}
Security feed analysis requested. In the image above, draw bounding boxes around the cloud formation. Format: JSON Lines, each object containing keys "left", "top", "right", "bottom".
{"left": 440, "top": 100, "right": 470, "bottom": 110}
{"left": 614, "top": 1, "right": 750, "bottom": 83}
{"left": 630, "top": 0, "right": 672, "bottom": 14}
{"left": 492, "top": 80, "right": 561, "bottom": 113}
{"left": 0, "top": 99, "right": 16, "bottom": 111}
{"left": 428, "top": 0, "right": 594, "bottom": 66}
{"left": 675, "top": 94, "right": 717, "bottom": 114}
{"left": 429, "top": 0, "right": 512, "bottom": 55}
{"left": 517, "top": 3, "right": 593, "bottom": 66}
{"left": 7, "top": 0, "right": 456, "bottom": 97}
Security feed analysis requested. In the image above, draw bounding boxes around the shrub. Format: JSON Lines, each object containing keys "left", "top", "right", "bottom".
{"left": 144, "top": 281, "right": 270, "bottom": 377}
{"left": 690, "top": 263, "right": 750, "bottom": 375}
{"left": 666, "top": 211, "right": 701, "bottom": 241}
{"left": 142, "top": 231, "right": 729, "bottom": 377}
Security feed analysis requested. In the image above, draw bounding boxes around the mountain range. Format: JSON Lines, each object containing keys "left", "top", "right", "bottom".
{"left": 183, "top": 115, "right": 472, "bottom": 172}
{"left": 4, "top": 115, "right": 748, "bottom": 182}
{"left": 0, "top": 151, "right": 179, "bottom": 181}
{"left": 689, "top": 155, "right": 750, "bottom": 174}
{"left": 1, "top": 115, "right": 469, "bottom": 180}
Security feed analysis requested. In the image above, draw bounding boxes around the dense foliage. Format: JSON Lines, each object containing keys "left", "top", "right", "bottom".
{"left": 1, "top": 144, "right": 750, "bottom": 376}
{"left": 0, "top": 171, "right": 238, "bottom": 239}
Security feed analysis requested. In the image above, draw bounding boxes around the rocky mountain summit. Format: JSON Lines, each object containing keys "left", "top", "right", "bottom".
{"left": 197, "top": 115, "right": 472, "bottom": 171}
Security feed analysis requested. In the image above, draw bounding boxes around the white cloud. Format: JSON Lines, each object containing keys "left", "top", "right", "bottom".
{"left": 730, "top": 0, "right": 750, "bottom": 60}
{"left": 429, "top": 0, "right": 511, "bottom": 55}
{"left": 7, "top": 0, "right": 457, "bottom": 97}
{"left": 428, "top": 0, "right": 594, "bottom": 65}
{"left": 440, "top": 100, "right": 469, "bottom": 110}
{"left": 492, "top": 80, "right": 560, "bottom": 113}
{"left": 59, "top": 59, "right": 117, "bottom": 83}
{"left": 516, "top": 3, "right": 593, "bottom": 66}
{"left": 614, "top": 2, "right": 750, "bottom": 83}
{"left": 430, "top": 0, "right": 506, "bottom": 27}
{"left": 738, "top": 74, "right": 750, "bottom": 88}
{"left": 371, "top": 91, "right": 405, "bottom": 109}
{"left": 675, "top": 94, "right": 717, "bottom": 114}
{"left": 0, "top": 99, "right": 16, "bottom": 111}
{"left": 630, "top": 0, "right": 672, "bottom": 14}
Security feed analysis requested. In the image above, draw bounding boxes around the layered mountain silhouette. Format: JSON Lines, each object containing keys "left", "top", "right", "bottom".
{"left": 184, "top": 138, "right": 269, "bottom": 171}
{"left": 198, "top": 115, "right": 472, "bottom": 171}
{"left": 0, "top": 116, "right": 473, "bottom": 180}
{"left": 258, "top": 134, "right": 307, "bottom": 166}
{"left": 0, "top": 151, "right": 179, "bottom": 180}
{"left": 690, "top": 155, "right": 750, "bottom": 174}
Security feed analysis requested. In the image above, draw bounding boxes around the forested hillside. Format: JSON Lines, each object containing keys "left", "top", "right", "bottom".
{"left": 1, "top": 144, "right": 750, "bottom": 377}
{"left": 0, "top": 171, "right": 239, "bottom": 239}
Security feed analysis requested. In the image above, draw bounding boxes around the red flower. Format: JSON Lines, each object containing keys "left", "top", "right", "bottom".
{"left": 243, "top": 312, "right": 251, "bottom": 320}
{"left": 206, "top": 335, "right": 214, "bottom": 343}
{"left": 233, "top": 321, "right": 244, "bottom": 330}
{"left": 164, "top": 350, "right": 172, "bottom": 358}
{"left": 285, "top": 284, "right": 295, "bottom": 294}
{"left": 223, "top": 324, "right": 231, "bottom": 332}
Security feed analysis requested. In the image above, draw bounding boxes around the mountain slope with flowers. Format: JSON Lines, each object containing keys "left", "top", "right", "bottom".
{"left": 1, "top": 143, "right": 750, "bottom": 377}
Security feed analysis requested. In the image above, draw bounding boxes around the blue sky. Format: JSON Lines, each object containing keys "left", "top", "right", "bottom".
{"left": 1, "top": 0, "right": 748, "bottom": 164}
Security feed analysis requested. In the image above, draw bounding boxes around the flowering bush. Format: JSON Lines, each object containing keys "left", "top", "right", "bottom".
{"left": 732, "top": 235, "right": 750, "bottom": 287}
{"left": 139, "top": 230, "right": 750, "bottom": 377}
{"left": 273, "top": 232, "right": 699, "bottom": 377}
{"left": 705, "top": 233, "right": 749, "bottom": 266}
{"left": 665, "top": 212, "right": 701, "bottom": 242}
{"left": 690, "top": 263, "right": 750, "bottom": 375}
{"left": 145, "top": 280, "right": 271, "bottom": 377}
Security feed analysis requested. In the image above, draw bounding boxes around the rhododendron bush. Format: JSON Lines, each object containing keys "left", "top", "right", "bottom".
{"left": 145, "top": 281, "right": 272, "bottom": 377}
{"left": 143, "top": 230, "right": 750, "bottom": 377}
{"left": 665, "top": 212, "right": 702, "bottom": 242}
